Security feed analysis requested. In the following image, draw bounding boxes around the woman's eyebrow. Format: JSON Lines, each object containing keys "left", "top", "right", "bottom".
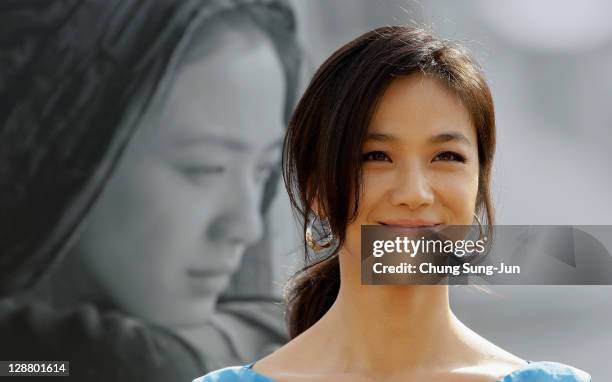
{"left": 365, "top": 132, "right": 395, "bottom": 142}
{"left": 428, "top": 132, "right": 471, "bottom": 145}
{"left": 366, "top": 131, "right": 471, "bottom": 145}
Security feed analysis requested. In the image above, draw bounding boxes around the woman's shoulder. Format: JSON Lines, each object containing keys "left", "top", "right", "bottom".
{"left": 194, "top": 364, "right": 266, "bottom": 382}
{"left": 499, "top": 361, "right": 591, "bottom": 382}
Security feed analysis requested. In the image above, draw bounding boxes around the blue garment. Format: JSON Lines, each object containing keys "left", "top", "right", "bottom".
{"left": 194, "top": 361, "right": 591, "bottom": 382}
{"left": 498, "top": 361, "right": 591, "bottom": 382}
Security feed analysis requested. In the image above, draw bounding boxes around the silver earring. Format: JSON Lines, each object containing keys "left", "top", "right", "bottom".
{"left": 453, "top": 213, "right": 488, "bottom": 261}
{"left": 306, "top": 214, "right": 334, "bottom": 251}
{"left": 473, "top": 212, "right": 485, "bottom": 241}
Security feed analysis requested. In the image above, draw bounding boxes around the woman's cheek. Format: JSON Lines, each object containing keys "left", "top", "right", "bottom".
{"left": 359, "top": 169, "right": 389, "bottom": 211}
{"left": 435, "top": 171, "right": 478, "bottom": 225}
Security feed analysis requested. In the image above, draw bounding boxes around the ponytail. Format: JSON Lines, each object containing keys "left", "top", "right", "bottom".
{"left": 285, "top": 254, "right": 340, "bottom": 339}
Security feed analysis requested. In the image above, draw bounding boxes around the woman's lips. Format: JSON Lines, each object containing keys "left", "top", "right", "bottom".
{"left": 378, "top": 220, "right": 444, "bottom": 236}
{"left": 185, "top": 268, "right": 234, "bottom": 296}
{"left": 379, "top": 219, "right": 442, "bottom": 227}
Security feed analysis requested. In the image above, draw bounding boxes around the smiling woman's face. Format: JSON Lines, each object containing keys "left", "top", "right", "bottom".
{"left": 71, "top": 23, "right": 285, "bottom": 327}
{"left": 342, "top": 73, "right": 480, "bottom": 259}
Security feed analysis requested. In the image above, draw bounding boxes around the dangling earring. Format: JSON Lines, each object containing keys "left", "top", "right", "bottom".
{"left": 453, "top": 213, "right": 488, "bottom": 261}
{"left": 306, "top": 213, "right": 334, "bottom": 252}
{"left": 473, "top": 212, "right": 485, "bottom": 241}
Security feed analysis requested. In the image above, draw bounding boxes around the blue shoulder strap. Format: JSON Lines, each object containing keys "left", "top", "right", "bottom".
{"left": 499, "top": 361, "right": 591, "bottom": 382}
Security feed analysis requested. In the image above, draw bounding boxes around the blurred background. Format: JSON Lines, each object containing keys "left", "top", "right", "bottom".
{"left": 263, "top": 0, "right": 612, "bottom": 379}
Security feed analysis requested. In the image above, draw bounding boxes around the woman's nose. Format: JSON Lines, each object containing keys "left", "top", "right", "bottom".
{"left": 388, "top": 165, "right": 434, "bottom": 210}
{"left": 207, "top": 174, "right": 265, "bottom": 246}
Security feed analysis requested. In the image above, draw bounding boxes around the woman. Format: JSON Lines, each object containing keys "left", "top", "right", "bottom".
{"left": 0, "top": 0, "right": 299, "bottom": 380}
{"left": 196, "top": 26, "right": 591, "bottom": 381}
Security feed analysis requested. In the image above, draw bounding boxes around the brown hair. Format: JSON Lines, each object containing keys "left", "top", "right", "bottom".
{"left": 282, "top": 26, "right": 496, "bottom": 338}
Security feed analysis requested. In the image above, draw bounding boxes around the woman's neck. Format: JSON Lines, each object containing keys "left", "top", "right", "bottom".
{"left": 293, "top": 253, "right": 471, "bottom": 377}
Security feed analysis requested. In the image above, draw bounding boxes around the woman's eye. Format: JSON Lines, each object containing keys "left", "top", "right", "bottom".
{"left": 179, "top": 165, "right": 225, "bottom": 183}
{"left": 433, "top": 151, "right": 466, "bottom": 163}
{"left": 362, "top": 151, "right": 391, "bottom": 162}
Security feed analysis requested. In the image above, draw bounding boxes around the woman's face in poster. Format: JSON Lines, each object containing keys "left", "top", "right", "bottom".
{"left": 71, "top": 25, "right": 285, "bottom": 327}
